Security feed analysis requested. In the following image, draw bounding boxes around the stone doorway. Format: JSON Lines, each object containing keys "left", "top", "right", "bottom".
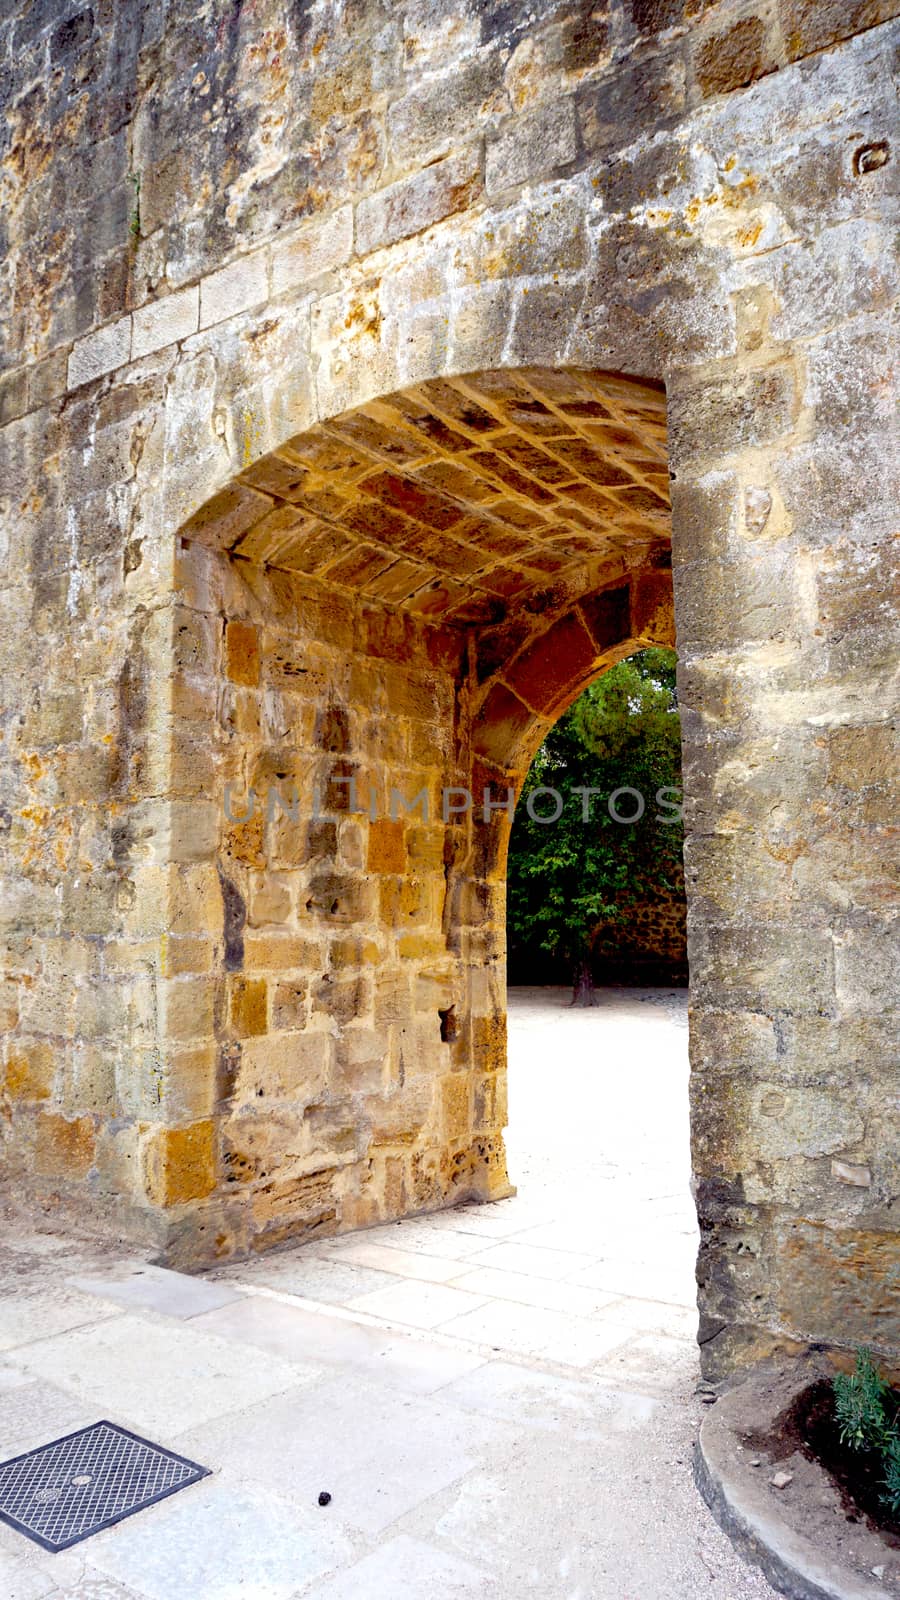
{"left": 158, "top": 366, "right": 676, "bottom": 1272}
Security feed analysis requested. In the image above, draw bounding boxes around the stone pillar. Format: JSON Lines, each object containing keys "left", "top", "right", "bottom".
{"left": 669, "top": 285, "right": 899, "bottom": 1376}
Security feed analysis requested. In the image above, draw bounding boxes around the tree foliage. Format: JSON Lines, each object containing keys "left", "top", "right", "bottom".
{"left": 506, "top": 648, "right": 683, "bottom": 1002}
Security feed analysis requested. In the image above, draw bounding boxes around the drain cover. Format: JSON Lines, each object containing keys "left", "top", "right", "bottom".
{"left": 0, "top": 1421, "right": 209, "bottom": 1551}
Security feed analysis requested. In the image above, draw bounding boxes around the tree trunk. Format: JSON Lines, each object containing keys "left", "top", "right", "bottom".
{"left": 571, "top": 954, "right": 597, "bottom": 1006}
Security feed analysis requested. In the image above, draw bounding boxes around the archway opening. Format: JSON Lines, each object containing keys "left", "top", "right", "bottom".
{"left": 499, "top": 651, "right": 697, "bottom": 1361}
{"left": 163, "top": 364, "right": 682, "bottom": 1273}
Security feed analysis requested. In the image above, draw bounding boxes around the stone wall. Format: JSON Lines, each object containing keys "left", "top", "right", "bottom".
{"left": 1, "top": 0, "right": 897, "bottom": 1375}
{"left": 592, "top": 877, "right": 689, "bottom": 987}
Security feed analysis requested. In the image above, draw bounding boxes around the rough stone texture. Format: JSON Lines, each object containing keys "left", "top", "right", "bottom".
{"left": 0, "top": 0, "right": 897, "bottom": 1377}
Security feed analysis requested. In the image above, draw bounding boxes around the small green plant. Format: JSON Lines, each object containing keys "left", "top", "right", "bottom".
{"left": 882, "top": 1433, "right": 900, "bottom": 1517}
{"left": 128, "top": 171, "right": 141, "bottom": 241}
{"left": 834, "top": 1346, "right": 890, "bottom": 1450}
{"left": 832, "top": 1347, "right": 900, "bottom": 1517}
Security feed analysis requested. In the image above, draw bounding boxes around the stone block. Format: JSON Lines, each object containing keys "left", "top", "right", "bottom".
{"left": 229, "top": 976, "right": 269, "bottom": 1037}
{"left": 750, "top": 1083, "right": 866, "bottom": 1161}
{"left": 486, "top": 99, "right": 577, "bottom": 193}
{"left": 387, "top": 53, "right": 506, "bottom": 166}
{"left": 159, "top": 1042, "right": 219, "bottom": 1122}
{"left": 367, "top": 818, "right": 407, "bottom": 873}
{"left": 690, "top": 925, "right": 834, "bottom": 1014}
{"left": 144, "top": 1119, "right": 217, "bottom": 1207}
{"left": 472, "top": 682, "right": 535, "bottom": 767}
{"left": 379, "top": 875, "right": 434, "bottom": 928}
{"left": 577, "top": 43, "right": 686, "bottom": 155}
{"left": 827, "top": 724, "right": 895, "bottom": 792}
{"left": 163, "top": 976, "right": 217, "bottom": 1042}
{"left": 67, "top": 314, "right": 132, "bottom": 388}
{"left": 835, "top": 923, "right": 899, "bottom": 1014}
{"left": 507, "top": 279, "right": 586, "bottom": 367}
{"left": 441, "top": 1072, "right": 470, "bottom": 1141}
{"left": 779, "top": 0, "right": 899, "bottom": 63}
{"left": 325, "top": 933, "right": 376, "bottom": 971}
{"left": 236, "top": 1031, "right": 329, "bottom": 1104}
{"left": 243, "top": 933, "right": 323, "bottom": 971}
{"left": 355, "top": 145, "right": 482, "bottom": 257}
{"left": 331, "top": 1025, "right": 389, "bottom": 1095}
{"left": 131, "top": 284, "right": 199, "bottom": 358}
{"left": 668, "top": 363, "right": 799, "bottom": 469}
{"left": 271, "top": 206, "right": 354, "bottom": 296}
{"left": 631, "top": 569, "right": 675, "bottom": 643}
{"left": 776, "top": 1220, "right": 900, "bottom": 1350}
{"left": 0, "top": 366, "right": 27, "bottom": 427}
{"left": 225, "top": 620, "right": 260, "bottom": 687}
{"left": 35, "top": 1111, "right": 96, "bottom": 1178}
{"left": 505, "top": 611, "right": 597, "bottom": 712}
{"left": 3, "top": 1037, "right": 56, "bottom": 1101}
{"left": 199, "top": 250, "right": 269, "bottom": 330}
{"left": 248, "top": 876, "right": 293, "bottom": 928}
{"left": 271, "top": 978, "right": 308, "bottom": 1030}
{"left": 396, "top": 931, "right": 447, "bottom": 962}
{"left": 694, "top": 18, "right": 774, "bottom": 99}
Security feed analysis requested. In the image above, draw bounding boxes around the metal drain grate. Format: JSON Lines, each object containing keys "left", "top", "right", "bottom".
{"left": 0, "top": 1421, "right": 209, "bottom": 1551}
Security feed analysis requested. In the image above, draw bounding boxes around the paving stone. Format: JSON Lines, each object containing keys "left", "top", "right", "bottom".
{"left": 88, "top": 1478, "right": 353, "bottom": 1600}
{"left": 14, "top": 1314, "right": 318, "bottom": 1438}
{"left": 344, "top": 1280, "right": 489, "bottom": 1331}
{"left": 466, "top": 1241, "right": 597, "bottom": 1282}
{"left": 172, "top": 1375, "right": 511, "bottom": 1538}
{"left": 0, "top": 1290, "right": 122, "bottom": 1356}
{"left": 303, "top": 1533, "right": 499, "bottom": 1598}
{"left": 67, "top": 1264, "right": 244, "bottom": 1320}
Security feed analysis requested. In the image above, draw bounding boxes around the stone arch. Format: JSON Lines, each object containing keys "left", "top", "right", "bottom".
{"left": 155, "top": 363, "right": 679, "bottom": 1267}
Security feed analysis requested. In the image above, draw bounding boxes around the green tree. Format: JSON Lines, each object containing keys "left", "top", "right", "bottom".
{"left": 506, "top": 648, "right": 683, "bottom": 1004}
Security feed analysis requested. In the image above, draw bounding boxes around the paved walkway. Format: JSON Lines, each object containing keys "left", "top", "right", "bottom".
{"left": 0, "top": 988, "right": 778, "bottom": 1599}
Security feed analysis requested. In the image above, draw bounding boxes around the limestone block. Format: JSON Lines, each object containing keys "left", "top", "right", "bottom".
{"left": 35, "top": 1111, "right": 96, "bottom": 1179}
{"left": 199, "top": 250, "right": 269, "bottom": 330}
{"left": 163, "top": 976, "right": 217, "bottom": 1042}
{"left": 229, "top": 976, "right": 269, "bottom": 1038}
{"left": 271, "top": 979, "right": 309, "bottom": 1031}
{"left": 694, "top": 18, "right": 774, "bottom": 98}
{"left": 751, "top": 1083, "right": 866, "bottom": 1161}
{"left": 156, "top": 1043, "right": 219, "bottom": 1122}
{"left": 438, "top": 1068, "right": 470, "bottom": 1145}
{"left": 776, "top": 1219, "right": 900, "bottom": 1350}
{"left": 235, "top": 1032, "right": 329, "bottom": 1106}
{"left": 387, "top": 53, "right": 506, "bottom": 167}
{"left": 668, "top": 363, "right": 799, "bottom": 470}
{"left": 132, "top": 284, "right": 200, "bottom": 359}
{"left": 144, "top": 1120, "right": 217, "bottom": 1207}
{"left": 271, "top": 206, "right": 354, "bottom": 296}
{"left": 67, "top": 315, "right": 132, "bottom": 389}
{"left": 3, "top": 1037, "right": 56, "bottom": 1102}
{"left": 779, "top": 0, "right": 900, "bottom": 62}
{"left": 835, "top": 923, "right": 900, "bottom": 1014}
{"left": 356, "top": 145, "right": 483, "bottom": 257}
{"left": 486, "top": 99, "right": 577, "bottom": 193}
{"left": 689, "top": 924, "right": 834, "bottom": 1014}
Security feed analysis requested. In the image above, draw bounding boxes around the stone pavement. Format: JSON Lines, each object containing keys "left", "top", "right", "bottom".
{"left": 0, "top": 988, "right": 778, "bottom": 1599}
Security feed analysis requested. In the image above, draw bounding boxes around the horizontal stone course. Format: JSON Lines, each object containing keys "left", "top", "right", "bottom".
{"left": 67, "top": 314, "right": 132, "bottom": 389}
{"left": 199, "top": 250, "right": 270, "bottom": 330}
{"left": 132, "top": 283, "right": 199, "bottom": 358}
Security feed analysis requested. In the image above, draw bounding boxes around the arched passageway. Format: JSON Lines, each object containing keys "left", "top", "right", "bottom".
{"left": 165, "top": 365, "right": 676, "bottom": 1261}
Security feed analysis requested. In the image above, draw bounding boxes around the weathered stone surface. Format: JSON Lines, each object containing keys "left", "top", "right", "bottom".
{"left": 355, "top": 145, "right": 483, "bottom": 255}
{"left": 0, "top": 0, "right": 896, "bottom": 1377}
{"left": 485, "top": 99, "right": 577, "bottom": 193}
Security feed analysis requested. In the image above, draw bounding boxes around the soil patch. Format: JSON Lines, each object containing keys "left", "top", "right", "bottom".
{"left": 748, "top": 1377, "right": 900, "bottom": 1546}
